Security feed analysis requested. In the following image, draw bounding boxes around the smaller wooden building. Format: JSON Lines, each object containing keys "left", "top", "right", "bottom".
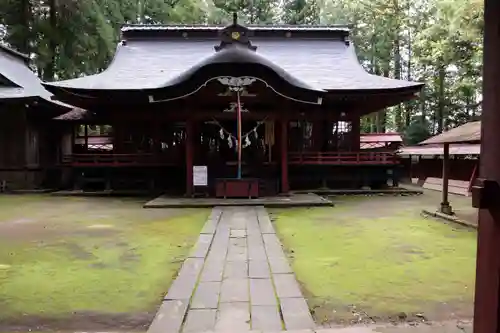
{"left": 0, "top": 44, "right": 71, "bottom": 190}
{"left": 399, "top": 121, "right": 480, "bottom": 186}
{"left": 398, "top": 121, "right": 481, "bottom": 212}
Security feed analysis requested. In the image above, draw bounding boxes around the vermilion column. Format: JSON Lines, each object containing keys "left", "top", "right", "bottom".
{"left": 185, "top": 119, "right": 194, "bottom": 197}
{"left": 473, "top": 0, "right": 500, "bottom": 332}
{"left": 281, "top": 118, "right": 289, "bottom": 194}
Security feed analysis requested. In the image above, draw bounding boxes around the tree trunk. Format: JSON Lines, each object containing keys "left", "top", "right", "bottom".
{"left": 19, "top": 0, "right": 31, "bottom": 55}
{"left": 437, "top": 66, "right": 446, "bottom": 134}
{"left": 43, "top": 0, "right": 57, "bottom": 81}
{"left": 393, "top": 0, "right": 403, "bottom": 132}
{"left": 405, "top": 28, "right": 413, "bottom": 127}
{"left": 420, "top": 87, "right": 426, "bottom": 122}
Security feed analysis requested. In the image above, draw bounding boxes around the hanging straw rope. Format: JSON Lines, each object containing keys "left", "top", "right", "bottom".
{"left": 210, "top": 117, "right": 268, "bottom": 143}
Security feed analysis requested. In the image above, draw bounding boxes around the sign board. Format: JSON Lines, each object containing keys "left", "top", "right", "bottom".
{"left": 193, "top": 165, "right": 208, "bottom": 186}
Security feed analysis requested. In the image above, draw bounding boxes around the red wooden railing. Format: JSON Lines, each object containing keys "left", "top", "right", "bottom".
{"left": 62, "top": 154, "right": 175, "bottom": 166}
{"left": 288, "top": 151, "right": 399, "bottom": 165}
{"left": 62, "top": 151, "right": 399, "bottom": 166}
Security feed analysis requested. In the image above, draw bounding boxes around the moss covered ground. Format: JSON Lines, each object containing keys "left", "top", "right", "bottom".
{"left": 0, "top": 195, "right": 208, "bottom": 330}
{"left": 270, "top": 195, "right": 477, "bottom": 325}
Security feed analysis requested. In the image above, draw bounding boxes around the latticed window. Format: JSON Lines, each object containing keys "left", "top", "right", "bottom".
{"left": 333, "top": 121, "right": 352, "bottom": 151}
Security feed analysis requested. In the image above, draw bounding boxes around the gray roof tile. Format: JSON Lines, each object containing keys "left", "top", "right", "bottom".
{"left": 45, "top": 38, "right": 422, "bottom": 92}
{"left": 0, "top": 44, "right": 70, "bottom": 107}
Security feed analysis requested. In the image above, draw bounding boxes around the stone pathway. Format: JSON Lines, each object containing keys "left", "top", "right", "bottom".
{"left": 147, "top": 206, "right": 315, "bottom": 333}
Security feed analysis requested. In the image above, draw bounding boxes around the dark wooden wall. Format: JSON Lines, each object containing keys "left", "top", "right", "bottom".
{"left": 0, "top": 103, "right": 63, "bottom": 189}
{"left": 400, "top": 157, "right": 478, "bottom": 182}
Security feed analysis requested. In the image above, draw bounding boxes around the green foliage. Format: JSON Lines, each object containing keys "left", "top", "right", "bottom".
{"left": 404, "top": 116, "right": 432, "bottom": 145}
{"left": 282, "top": 0, "right": 320, "bottom": 24}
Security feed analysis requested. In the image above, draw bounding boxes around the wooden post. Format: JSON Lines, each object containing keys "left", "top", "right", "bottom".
{"left": 312, "top": 120, "right": 324, "bottom": 151}
{"left": 281, "top": 118, "right": 289, "bottom": 194}
{"left": 473, "top": 0, "right": 500, "bottom": 331}
{"left": 350, "top": 115, "right": 360, "bottom": 151}
{"left": 440, "top": 143, "right": 453, "bottom": 214}
{"left": 84, "top": 124, "right": 88, "bottom": 152}
{"left": 185, "top": 119, "right": 194, "bottom": 197}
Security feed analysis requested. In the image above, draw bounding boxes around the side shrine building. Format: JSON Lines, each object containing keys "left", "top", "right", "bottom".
{"left": 0, "top": 44, "right": 71, "bottom": 190}
{"left": 42, "top": 19, "right": 423, "bottom": 197}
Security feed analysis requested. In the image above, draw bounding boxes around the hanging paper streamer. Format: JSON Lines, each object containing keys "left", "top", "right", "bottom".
{"left": 210, "top": 117, "right": 267, "bottom": 147}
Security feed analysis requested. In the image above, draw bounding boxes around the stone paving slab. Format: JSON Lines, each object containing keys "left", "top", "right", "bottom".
{"left": 224, "top": 260, "right": 248, "bottom": 278}
{"left": 215, "top": 302, "right": 251, "bottom": 332}
{"left": 165, "top": 273, "right": 198, "bottom": 300}
{"left": 190, "top": 234, "right": 215, "bottom": 258}
{"left": 219, "top": 278, "right": 250, "bottom": 302}
{"left": 269, "top": 257, "right": 292, "bottom": 274}
{"left": 273, "top": 274, "right": 304, "bottom": 298}
{"left": 257, "top": 206, "right": 276, "bottom": 234}
{"left": 147, "top": 299, "right": 189, "bottom": 333}
{"left": 250, "top": 278, "right": 277, "bottom": 305}
{"left": 191, "top": 281, "right": 221, "bottom": 309}
{"left": 251, "top": 305, "right": 283, "bottom": 331}
{"left": 183, "top": 309, "right": 217, "bottom": 333}
{"left": 249, "top": 260, "right": 271, "bottom": 278}
{"left": 201, "top": 208, "right": 222, "bottom": 234}
{"left": 200, "top": 259, "right": 225, "bottom": 282}
{"left": 165, "top": 257, "right": 204, "bottom": 300}
{"left": 280, "top": 298, "right": 316, "bottom": 330}
{"left": 263, "top": 234, "right": 287, "bottom": 259}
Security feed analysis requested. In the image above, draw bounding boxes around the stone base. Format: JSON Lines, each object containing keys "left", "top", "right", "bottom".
{"left": 440, "top": 202, "right": 454, "bottom": 215}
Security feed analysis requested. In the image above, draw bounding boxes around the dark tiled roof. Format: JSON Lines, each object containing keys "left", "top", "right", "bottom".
{"left": 419, "top": 121, "right": 481, "bottom": 144}
{"left": 399, "top": 143, "right": 480, "bottom": 156}
{"left": 45, "top": 26, "right": 423, "bottom": 92}
{"left": 121, "top": 24, "right": 351, "bottom": 32}
{"left": 0, "top": 43, "right": 70, "bottom": 108}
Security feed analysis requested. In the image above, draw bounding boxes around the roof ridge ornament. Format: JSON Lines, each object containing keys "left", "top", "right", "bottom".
{"left": 214, "top": 13, "right": 257, "bottom": 52}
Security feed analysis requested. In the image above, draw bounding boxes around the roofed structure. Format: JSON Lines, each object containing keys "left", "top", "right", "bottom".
{"left": 43, "top": 21, "right": 423, "bottom": 111}
{"left": 41, "top": 17, "right": 424, "bottom": 197}
{"left": 360, "top": 132, "right": 402, "bottom": 149}
{"left": 399, "top": 143, "right": 480, "bottom": 156}
{"left": 419, "top": 121, "right": 481, "bottom": 145}
{"left": 0, "top": 43, "right": 70, "bottom": 109}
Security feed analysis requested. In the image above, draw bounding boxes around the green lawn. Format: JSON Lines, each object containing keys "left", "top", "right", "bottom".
{"left": 270, "top": 195, "right": 477, "bottom": 324}
{"left": 0, "top": 195, "right": 208, "bottom": 327}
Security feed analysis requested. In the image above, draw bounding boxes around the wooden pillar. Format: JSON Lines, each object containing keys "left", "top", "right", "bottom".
{"left": 440, "top": 143, "right": 453, "bottom": 214}
{"left": 185, "top": 119, "right": 194, "bottom": 197}
{"left": 312, "top": 120, "right": 324, "bottom": 151}
{"left": 350, "top": 116, "right": 360, "bottom": 151}
{"left": 281, "top": 118, "right": 289, "bottom": 194}
{"left": 84, "top": 124, "right": 88, "bottom": 152}
{"left": 473, "top": 0, "right": 500, "bottom": 331}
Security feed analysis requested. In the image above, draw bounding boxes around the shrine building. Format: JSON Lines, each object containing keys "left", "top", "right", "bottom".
{"left": 42, "top": 17, "right": 424, "bottom": 197}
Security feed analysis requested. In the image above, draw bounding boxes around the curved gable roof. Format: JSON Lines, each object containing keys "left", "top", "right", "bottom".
{"left": 44, "top": 25, "right": 423, "bottom": 93}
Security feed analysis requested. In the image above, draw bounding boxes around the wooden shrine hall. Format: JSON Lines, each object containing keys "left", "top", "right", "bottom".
{"left": 45, "top": 16, "right": 423, "bottom": 197}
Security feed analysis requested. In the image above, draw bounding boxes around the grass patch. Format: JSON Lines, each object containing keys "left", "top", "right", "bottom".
{"left": 0, "top": 195, "right": 208, "bottom": 321}
{"left": 271, "top": 196, "right": 477, "bottom": 324}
